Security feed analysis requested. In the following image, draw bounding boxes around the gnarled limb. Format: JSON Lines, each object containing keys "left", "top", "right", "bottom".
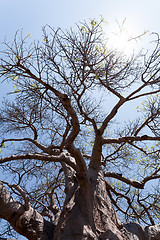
{"left": 0, "top": 181, "right": 55, "bottom": 240}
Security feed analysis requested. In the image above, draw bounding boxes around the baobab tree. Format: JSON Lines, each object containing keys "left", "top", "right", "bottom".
{"left": 0, "top": 19, "right": 160, "bottom": 240}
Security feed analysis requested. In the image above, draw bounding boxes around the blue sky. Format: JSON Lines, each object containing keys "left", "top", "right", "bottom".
{"left": 0, "top": 0, "right": 160, "bottom": 125}
{"left": 0, "top": 0, "right": 160, "bottom": 42}
{"left": 0, "top": 1, "right": 160, "bottom": 237}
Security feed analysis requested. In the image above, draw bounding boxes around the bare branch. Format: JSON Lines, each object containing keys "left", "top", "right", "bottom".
{"left": 0, "top": 152, "right": 77, "bottom": 171}
{"left": 102, "top": 135, "right": 160, "bottom": 144}
{"left": 104, "top": 171, "right": 144, "bottom": 189}
{"left": 8, "top": 184, "right": 31, "bottom": 211}
{"left": 99, "top": 98, "right": 126, "bottom": 135}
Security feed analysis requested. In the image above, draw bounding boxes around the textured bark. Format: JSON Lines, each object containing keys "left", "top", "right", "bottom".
{"left": 53, "top": 167, "right": 160, "bottom": 240}
{"left": 54, "top": 167, "right": 130, "bottom": 240}
{"left": 1, "top": 177, "right": 160, "bottom": 240}
{"left": 0, "top": 182, "right": 55, "bottom": 240}
{"left": 124, "top": 222, "right": 160, "bottom": 240}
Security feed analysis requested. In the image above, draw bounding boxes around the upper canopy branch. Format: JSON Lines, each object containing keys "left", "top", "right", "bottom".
{"left": 104, "top": 171, "right": 144, "bottom": 189}
{"left": 8, "top": 63, "right": 80, "bottom": 143}
{"left": 104, "top": 169, "right": 160, "bottom": 189}
{"left": 0, "top": 152, "right": 77, "bottom": 171}
{"left": 102, "top": 135, "right": 160, "bottom": 145}
{"left": 99, "top": 98, "right": 126, "bottom": 135}
{"left": 0, "top": 138, "right": 61, "bottom": 155}
{"left": 0, "top": 35, "right": 89, "bottom": 184}
{"left": 16, "top": 64, "right": 81, "bottom": 145}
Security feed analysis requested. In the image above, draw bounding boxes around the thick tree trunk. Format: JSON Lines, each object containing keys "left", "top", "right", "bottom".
{"left": 1, "top": 175, "right": 160, "bottom": 240}
{"left": 54, "top": 167, "right": 130, "bottom": 240}
{"left": 53, "top": 166, "right": 160, "bottom": 240}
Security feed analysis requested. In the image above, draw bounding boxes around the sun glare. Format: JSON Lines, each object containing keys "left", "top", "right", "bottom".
{"left": 107, "top": 21, "right": 137, "bottom": 55}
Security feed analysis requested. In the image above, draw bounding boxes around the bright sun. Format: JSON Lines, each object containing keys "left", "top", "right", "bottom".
{"left": 107, "top": 21, "right": 137, "bottom": 55}
{"left": 110, "top": 32, "right": 133, "bottom": 52}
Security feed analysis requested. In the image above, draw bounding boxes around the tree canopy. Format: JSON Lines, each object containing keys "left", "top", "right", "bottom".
{"left": 0, "top": 19, "right": 160, "bottom": 240}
